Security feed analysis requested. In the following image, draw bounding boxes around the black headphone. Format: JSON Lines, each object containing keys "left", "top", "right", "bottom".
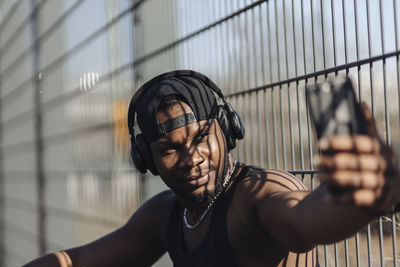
{"left": 128, "top": 70, "right": 245, "bottom": 175}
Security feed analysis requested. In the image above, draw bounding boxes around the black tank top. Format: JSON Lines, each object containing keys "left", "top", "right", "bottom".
{"left": 166, "top": 164, "right": 247, "bottom": 267}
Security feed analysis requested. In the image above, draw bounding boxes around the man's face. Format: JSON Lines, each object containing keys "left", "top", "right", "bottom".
{"left": 150, "top": 101, "right": 227, "bottom": 206}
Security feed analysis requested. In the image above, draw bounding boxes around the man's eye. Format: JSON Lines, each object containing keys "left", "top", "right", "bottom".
{"left": 160, "top": 148, "right": 176, "bottom": 155}
{"left": 196, "top": 133, "right": 208, "bottom": 143}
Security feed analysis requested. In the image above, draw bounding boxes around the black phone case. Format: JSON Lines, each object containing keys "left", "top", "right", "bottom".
{"left": 306, "top": 77, "right": 367, "bottom": 139}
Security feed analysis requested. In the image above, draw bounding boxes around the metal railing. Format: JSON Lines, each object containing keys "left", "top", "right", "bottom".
{"left": 0, "top": 0, "right": 398, "bottom": 266}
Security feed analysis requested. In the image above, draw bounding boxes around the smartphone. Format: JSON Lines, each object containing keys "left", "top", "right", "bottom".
{"left": 306, "top": 76, "right": 367, "bottom": 139}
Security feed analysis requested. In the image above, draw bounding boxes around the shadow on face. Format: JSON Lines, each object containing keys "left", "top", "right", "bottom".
{"left": 150, "top": 100, "right": 228, "bottom": 207}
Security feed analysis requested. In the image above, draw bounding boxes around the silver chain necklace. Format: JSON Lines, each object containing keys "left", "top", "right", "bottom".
{"left": 183, "top": 160, "right": 237, "bottom": 230}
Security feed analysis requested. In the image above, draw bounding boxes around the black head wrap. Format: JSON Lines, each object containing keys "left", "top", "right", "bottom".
{"left": 135, "top": 75, "right": 218, "bottom": 143}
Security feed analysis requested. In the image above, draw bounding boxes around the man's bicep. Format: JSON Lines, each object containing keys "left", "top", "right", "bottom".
{"left": 66, "top": 224, "right": 164, "bottom": 266}
{"left": 249, "top": 170, "right": 313, "bottom": 251}
{"left": 67, "top": 190, "right": 174, "bottom": 266}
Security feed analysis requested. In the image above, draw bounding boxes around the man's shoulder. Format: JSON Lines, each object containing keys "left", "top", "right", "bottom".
{"left": 124, "top": 190, "right": 176, "bottom": 231}
{"left": 133, "top": 189, "right": 176, "bottom": 218}
{"left": 236, "top": 163, "right": 308, "bottom": 196}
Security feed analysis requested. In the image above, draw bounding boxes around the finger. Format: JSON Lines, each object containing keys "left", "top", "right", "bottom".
{"left": 353, "top": 189, "right": 376, "bottom": 206}
{"left": 319, "top": 135, "right": 380, "bottom": 154}
{"left": 319, "top": 153, "right": 383, "bottom": 171}
{"left": 325, "top": 171, "right": 379, "bottom": 189}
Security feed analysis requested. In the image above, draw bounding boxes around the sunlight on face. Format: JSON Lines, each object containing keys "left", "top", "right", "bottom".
{"left": 150, "top": 101, "right": 227, "bottom": 206}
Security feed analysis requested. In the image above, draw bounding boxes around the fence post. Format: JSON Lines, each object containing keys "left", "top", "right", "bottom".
{"left": 0, "top": 30, "right": 4, "bottom": 267}
{"left": 30, "top": 0, "right": 46, "bottom": 255}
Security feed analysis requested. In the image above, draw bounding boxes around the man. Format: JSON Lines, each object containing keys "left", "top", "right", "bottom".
{"left": 24, "top": 70, "right": 400, "bottom": 267}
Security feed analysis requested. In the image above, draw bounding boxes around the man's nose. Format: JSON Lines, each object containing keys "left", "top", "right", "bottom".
{"left": 181, "top": 146, "right": 204, "bottom": 168}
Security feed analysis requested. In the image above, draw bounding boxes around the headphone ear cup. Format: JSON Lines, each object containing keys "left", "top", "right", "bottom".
{"left": 225, "top": 102, "right": 245, "bottom": 140}
{"left": 131, "top": 136, "right": 147, "bottom": 174}
{"left": 131, "top": 134, "right": 159, "bottom": 175}
{"left": 217, "top": 105, "right": 236, "bottom": 151}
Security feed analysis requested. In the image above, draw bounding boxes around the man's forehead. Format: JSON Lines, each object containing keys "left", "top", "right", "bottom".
{"left": 153, "top": 119, "right": 216, "bottom": 143}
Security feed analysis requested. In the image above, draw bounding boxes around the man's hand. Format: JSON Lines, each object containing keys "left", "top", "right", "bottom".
{"left": 317, "top": 103, "right": 400, "bottom": 215}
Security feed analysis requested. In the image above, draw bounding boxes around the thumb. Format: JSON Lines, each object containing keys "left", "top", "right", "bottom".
{"left": 360, "top": 102, "right": 380, "bottom": 139}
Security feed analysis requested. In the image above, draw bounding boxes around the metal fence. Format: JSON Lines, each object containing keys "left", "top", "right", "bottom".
{"left": 0, "top": 0, "right": 399, "bottom": 266}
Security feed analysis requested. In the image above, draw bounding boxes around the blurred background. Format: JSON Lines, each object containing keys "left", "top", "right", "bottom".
{"left": 0, "top": 0, "right": 399, "bottom": 266}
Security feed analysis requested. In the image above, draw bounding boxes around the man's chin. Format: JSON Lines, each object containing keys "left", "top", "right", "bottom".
{"left": 183, "top": 188, "right": 210, "bottom": 206}
{"left": 181, "top": 184, "right": 222, "bottom": 206}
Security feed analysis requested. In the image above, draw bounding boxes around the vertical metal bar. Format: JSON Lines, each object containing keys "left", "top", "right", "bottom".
{"left": 301, "top": 0, "right": 314, "bottom": 171}
{"left": 279, "top": 86, "right": 286, "bottom": 169}
{"left": 237, "top": 0, "right": 244, "bottom": 93}
{"left": 243, "top": 0, "right": 252, "bottom": 164}
{"left": 251, "top": 3, "right": 258, "bottom": 89}
{"left": 182, "top": 0, "right": 189, "bottom": 69}
{"left": 263, "top": 1, "right": 273, "bottom": 168}
{"left": 31, "top": 0, "right": 46, "bottom": 255}
{"left": 351, "top": 28, "right": 364, "bottom": 267}
{"left": 324, "top": 243, "right": 329, "bottom": 267}
{"left": 264, "top": 89, "right": 272, "bottom": 168}
{"left": 215, "top": 0, "right": 222, "bottom": 85}
{"left": 291, "top": 0, "right": 305, "bottom": 171}
{"left": 365, "top": 3, "right": 376, "bottom": 267}
{"left": 342, "top": 0, "right": 348, "bottom": 65}
{"left": 273, "top": 0, "right": 281, "bottom": 79}
{"left": 223, "top": 0, "right": 229, "bottom": 93}
{"left": 354, "top": 0, "right": 361, "bottom": 100}
{"left": 320, "top": 0, "right": 326, "bottom": 70}
{"left": 330, "top": 0, "right": 337, "bottom": 67}
{"left": 378, "top": 218, "right": 385, "bottom": 267}
{"left": 301, "top": 0, "right": 307, "bottom": 75}
{"left": 392, "top": 3, "right": 399, "bottom": 267}
{"left": 310, "top": 0, "right": 316, "bottom": 72}
{"left": 0, "top": 24, "right": 4, "bottom": 267}
{"left": 342, "top": 13, "right": 350, "bottom": 265}
{"left": 392, "top": 214, "right": 398, "bottom": 267}
{"left": 283, "top": 0, "right": 295, "bottom": 170}
{"left": 251, "top": 4, "right": 260, "bottom": 166}
{"left": 236, "top": 0, "right": 244, "bottom": 162}
{"left": 266, "top": 2, "right": 278, "bottom": 168}
{"left": 256, "top": 90, "right": 263, "bottom": 167}
{"left": 272, "top": 87, "right": 279, "bottom": 168}
{"left": 367, "top": 224, "right": 373, "bottom": 267}
{"left": 334, "top": 243, "right": 339, "bottom": 267}
{"left": 235, "top": 0, "right": 242, "bottom": 94}
{"left": 258, "top": 3, "right": 266, "bottom": 167}
{"left": 273, "top": 0, "right": 286, "bottom": 169}
{"left": 379, "top": 0, "right": 390, "bottom": 145}
{"left": 219, "top": 0, "right": 227, "bottom": 92}
{"left": 232, "top": 0, "right": 242, "bottom": 161}
{"left": 378, "top": 3, "right": 389, "bottom": 267}
{"left": 366, "top": 0, "right": 375, "bottom": 116}
{"left": 355, "top": 233, "right": 361, "bottom": 267}
{"left": 239, "top": 94, "right": 245, "bottom": 162}
{"left": 344, "top": 239, "right": 349, "bottom": 267}
{"left": 207, "top": 0, "right": 214, "bottom": 77}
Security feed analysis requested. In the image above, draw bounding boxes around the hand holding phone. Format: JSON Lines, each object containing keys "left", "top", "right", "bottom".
{"left": 306, "top": 76, "right": 366, "bottom": 139}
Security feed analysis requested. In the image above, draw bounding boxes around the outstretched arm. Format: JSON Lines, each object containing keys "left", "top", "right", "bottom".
{"left": 250, "top": 104, "right": 400, "bottom": 252}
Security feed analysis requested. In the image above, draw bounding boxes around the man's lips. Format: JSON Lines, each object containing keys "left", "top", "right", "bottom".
{"left": 186, "top": 173, "right": 210, "bottom": 186}
{"left": 181, "top": 169, "right": 214, "bottom": 186}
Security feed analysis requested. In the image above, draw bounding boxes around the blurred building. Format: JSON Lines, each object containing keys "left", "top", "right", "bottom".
{"left": 0, "top": 0, "right": 399, "bottom": 266}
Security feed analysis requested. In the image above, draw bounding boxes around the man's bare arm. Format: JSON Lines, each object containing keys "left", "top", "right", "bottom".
{"left": 248, "top": 103, "right": 400, "bottom": 253}
{"left": 22, "top": 190, "right": 175, "bottom": 267}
